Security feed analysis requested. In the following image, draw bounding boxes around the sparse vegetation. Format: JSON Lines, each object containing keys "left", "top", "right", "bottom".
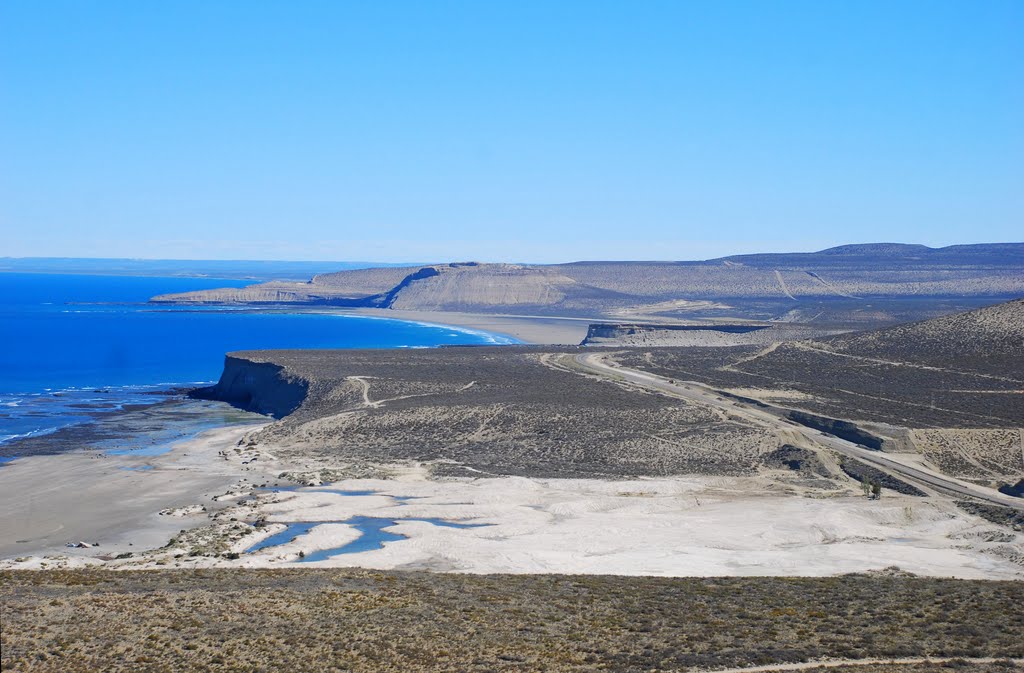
{"left": 614, "top": 297, "right": 1024, "bottom": 430}
{"left": 1, "top": 570, "right": 1022, "bottom": 672}
{"left": 840, "top": 459, "right": 925, "bottom": 497}
{"left": 217, "top": 347, "right": 780, "bottom": 478}
{"left": 957, "top": 501, "right": 1024, "bottom": 532}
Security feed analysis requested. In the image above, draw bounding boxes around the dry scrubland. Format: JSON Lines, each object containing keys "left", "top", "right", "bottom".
{"left": 2, "top": 570, "right": 1022, "bottom": 672}
{"left": 614, "top": 299, "right": 1024, "bottom": 432}
{"left": 617, "top": 344, "right": 1022, "bottom": 430}
{"left": 581, "top": 323, "right": 843, "bottom": 347}
{"left": 797, "top": 665, "right": 1022, "bottom": 673}
{"left": 204, "top": 299, "right": 1023, "bottom": 494}
{"left": 213, "top": 298, "right": 1023, "bottom": 485}
{"left": 821, "top": 298, "right": 1024, "bottom": 372}
{"left": 221, "top": 347, "right": 780, "bottom": 479}
{"left": 911, "top": 430, "right": 1024, "bottom": 482}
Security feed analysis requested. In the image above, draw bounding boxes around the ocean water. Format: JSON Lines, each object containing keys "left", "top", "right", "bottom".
{"left": 0, "top": 272, "right": 516, "bottom": 447}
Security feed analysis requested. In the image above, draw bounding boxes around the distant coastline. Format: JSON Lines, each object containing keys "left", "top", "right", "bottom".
{"left": 0, "top": 257, "right": 418, "bottom": 282}
{"left": 0, "top": 273, "right": 524, "bottom": 454}
{"left": 144, "top": 244, "right": 1024, "bottom": 332}
{"left": 339, "top": 307, "right": 589, "bottom": 345}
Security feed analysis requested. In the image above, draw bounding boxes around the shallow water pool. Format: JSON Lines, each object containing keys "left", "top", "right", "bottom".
{"left": 246, "top": 515, "right": 491, "bottom": 561}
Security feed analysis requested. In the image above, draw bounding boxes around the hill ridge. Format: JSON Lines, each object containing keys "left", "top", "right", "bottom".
{"left": 149, "top": 243, "right": 1024, "bottom": 321}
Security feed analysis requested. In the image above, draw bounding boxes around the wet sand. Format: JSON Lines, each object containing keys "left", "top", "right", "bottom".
{"left": 0, "top": 424, "right": 266, "bottom": 560}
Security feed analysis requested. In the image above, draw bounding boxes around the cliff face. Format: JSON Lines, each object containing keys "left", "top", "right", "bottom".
{"left": 192, "top": 355, "right": 309, "bottom": 418}
{"left": 151, "top": 281, "right": 373, "bottom": 305}
{"left": 584, "top": 323, "right": 767, "bottom": 343}
{"left": 380, "top": 263, "right": 579, "bottom": 311}
{"left": 150, "top": 266, "right": 418, "bottom": 305}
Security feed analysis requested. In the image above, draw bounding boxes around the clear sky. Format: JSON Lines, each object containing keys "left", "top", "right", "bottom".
{"left": 1, "top": 1, "right": 1021, "bottom": 263}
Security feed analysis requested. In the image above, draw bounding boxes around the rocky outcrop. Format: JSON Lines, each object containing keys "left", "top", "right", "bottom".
{"left": 376, "top": 265, "right": 444, "bottom": 307}
{"left": 191, "top": 355, "right": 309, "bottom": 418}
{"left": 583, "top": 323, "right": 767, "bottom": 344}
{"left": 999, "top": 479, "right": 1024, "bottom": 499}
{"left": 758, "top": 444, "right": 832, "bottom": 477}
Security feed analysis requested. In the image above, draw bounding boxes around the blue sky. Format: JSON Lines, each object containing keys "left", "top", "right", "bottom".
{"left": 1, "top": 1, "right": 1021, "bottom": 263}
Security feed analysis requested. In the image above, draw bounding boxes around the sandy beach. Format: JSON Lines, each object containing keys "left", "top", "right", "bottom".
{"left": 0, "top": 423, "right": 267, "bottom": 562}
{"left": 0, "top": 310, "right": 581, "bottom": 563}
{"left": 0, "top": 309, "right": 587, "bottom": 567}
{"left": 343, "top": 307, "right": 593, "bottom": 345}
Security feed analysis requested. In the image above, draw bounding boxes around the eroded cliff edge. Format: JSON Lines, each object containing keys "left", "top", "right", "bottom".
{"left": 191, "top": 354, "right": 309, "bottom": 418}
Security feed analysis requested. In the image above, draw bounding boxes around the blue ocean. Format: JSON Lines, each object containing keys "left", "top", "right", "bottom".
{"left": 0, "top": 273, "right": 516, "bottom": 447}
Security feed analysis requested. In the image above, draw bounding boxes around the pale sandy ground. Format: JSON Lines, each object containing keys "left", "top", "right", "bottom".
{"left": 0, "top": 423, "right": 267, "bottom": 561}
{"left": 343, "top": 307, "right": 592, "bottom": 345}
{"left": 220, "top": 476, "right": 1023, "bottom": 578}
{"left": 5, "top": 445, "right": 1023, "bottom": 577}
{"left": 3, "top": 305, "right": 1020, "bottom": 576}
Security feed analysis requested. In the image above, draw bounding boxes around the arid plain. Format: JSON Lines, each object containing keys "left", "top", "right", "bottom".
{"left": 3, "top": 245, "right": 1023, "bottom": 672}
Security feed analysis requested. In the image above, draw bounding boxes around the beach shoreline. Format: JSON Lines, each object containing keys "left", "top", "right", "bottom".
{"left": 6, "top": 463, "right": 1020, "bottom": 579}
{"left": 0, "top": 422, "right": 270, "bottom": 563}
{"left": 338, "top": 307, "right": 593, "bottom": 345}
{"left": 0, "top": 307, "right": 579, "bottom": 566}
{"left": 3, "top": 308, "right": 1020, "bottom": 580}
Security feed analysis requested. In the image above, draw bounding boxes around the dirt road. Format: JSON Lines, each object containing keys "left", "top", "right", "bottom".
{"left": 573, "top": 352, "right": 1024, "bottom": 511}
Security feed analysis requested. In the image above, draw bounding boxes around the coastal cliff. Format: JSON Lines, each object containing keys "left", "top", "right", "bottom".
{"left": 583, "top": 323, "right": 767, "bottom": 342}
{"left": 150, "top": 281, "right": 377, "bottom": 306}
{"left": 192, "top": 355, "right": 309, "bottom": 418}
{"left": 580, "top": 322, "right": 836, "bottom": 346}
{"left": 149, "top": 244, "right": 1024, "bottom": 324}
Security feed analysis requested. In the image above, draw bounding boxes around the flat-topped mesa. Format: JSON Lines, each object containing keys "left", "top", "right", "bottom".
{"left": 150, "top": 265, "right": 419, "bottom": 305}
{"left": 149, "top": 261, "right": 589, "bottom": 311}
{"left": 583, "top": 322, "right": 766, "bottom": 346}
{"left": 375, "top": 262, "right": 581, "bottom": 311}
{"left": 149, "top": 281, "right": 356, "bottom": 305}
{"left": 149, "top": 244, "right": 1024, "bottom": 318}
{"left": 580, "top": 322, "right": 839, "bottom": 347}
{"left": 192, "top": 346, "right": 786, "bottom": 479}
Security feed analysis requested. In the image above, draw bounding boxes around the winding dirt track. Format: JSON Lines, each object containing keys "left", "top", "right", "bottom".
{"left": 573, "top": 353, "right": 1024, "bottom": 511}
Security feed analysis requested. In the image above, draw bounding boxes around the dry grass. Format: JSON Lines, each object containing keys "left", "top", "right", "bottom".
{"left": 2, "top": 570, "right": 1022, "bottom": 672}
{"left": 223, "top": 348, "right": 780, "bottom": 478}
